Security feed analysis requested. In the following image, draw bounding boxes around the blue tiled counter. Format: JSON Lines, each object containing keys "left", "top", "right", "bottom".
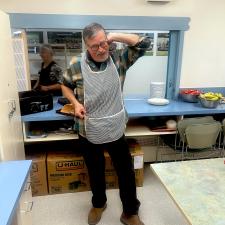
{"left": 0, "top": 160, "right": 32, "bottom": 225}
{"left": 21, "top": 97, "right": 225, "bottom": 122}
{"left": 125, "top": 99, "right": 225, "bottom": 117}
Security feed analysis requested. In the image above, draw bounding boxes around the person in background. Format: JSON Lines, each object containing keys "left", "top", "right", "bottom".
{"left": 61, "top": 23, "right": 150, "bottom": 225}
{"left": 34, "top": 44, "right": 63, "bottom": 95}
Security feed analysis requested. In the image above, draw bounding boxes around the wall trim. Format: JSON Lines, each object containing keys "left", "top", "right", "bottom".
{"left": 9, "top": 13, "right": 190, "bottom": 31}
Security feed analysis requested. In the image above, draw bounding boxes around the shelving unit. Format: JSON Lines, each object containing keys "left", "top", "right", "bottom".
{"left": 22, "top": 113, "right": 176, "bottom": 164}
{"left": 22, "top": 117, "right": 78, "bottom": 143}
{"left": 22, "top": 97, "right": 225, "bottom": 161}
{"left": 23, "top": 121, "right": 175, "bottom": 143}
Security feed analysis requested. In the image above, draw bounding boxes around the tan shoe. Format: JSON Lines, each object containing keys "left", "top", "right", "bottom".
{"left": 120, "top": 212, "right": 145, "bottom": 225}
{"left": 88, "top": 204, "right": 107, "bottom": 225}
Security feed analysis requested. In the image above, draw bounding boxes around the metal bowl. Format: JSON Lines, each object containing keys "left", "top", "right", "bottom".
{"left": 180, "top": 93, "right": 199, "bottom": 103}
{"left": 199, "top": 97, "right": 220, "bottom": 108}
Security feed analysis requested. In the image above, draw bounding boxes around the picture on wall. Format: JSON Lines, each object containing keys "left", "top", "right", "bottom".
{"left": 142, "top": 33, "right": 154, "bottom": 56}
{"left": 156, "top": 33, "right": 169, "bottom": 56}
{"left": 133, "top": 33, "right": 154, "bottom": 56}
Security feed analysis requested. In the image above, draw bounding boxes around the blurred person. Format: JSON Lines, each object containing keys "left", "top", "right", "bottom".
{"left": 34, "top": 44, "right": 62, "bottom": 95}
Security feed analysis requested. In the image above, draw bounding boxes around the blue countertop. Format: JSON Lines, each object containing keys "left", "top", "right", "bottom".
{"left": 125, "top": 98, "right": 225, "bottom": 117}
{"left": 21, "top": 98, "right": 71, "bottom": 122}
{"left": 0, "top": 160, "right": 32, "bottom": 225}
{"left": 21, "top": 97, "right": 225, "bottom": 122}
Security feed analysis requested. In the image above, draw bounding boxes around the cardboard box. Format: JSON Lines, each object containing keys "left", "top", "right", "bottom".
{"left": 104, "top": 142, "right": 144, "bottom": 188}
{"left": 47, "top": 151, "right": 90, "bottom": 194}
{"left": 130, "top": 142, "right": 144, "bottom": 187}
{"left": 26, "top": 152, "right": 48, "bottom": 196}
{"left": 105, "top": 168, "right": 118, "bottom": 189}
{"left": 134, "top": 168, "right": 144, "bottom": 187}
{"left": 47, "top": 142, "right": 144, "bottom": 194}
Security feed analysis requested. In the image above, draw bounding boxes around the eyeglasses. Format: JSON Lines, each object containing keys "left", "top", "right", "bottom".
{"left": 87, "top": 40, "right": 109, "bottom": 52}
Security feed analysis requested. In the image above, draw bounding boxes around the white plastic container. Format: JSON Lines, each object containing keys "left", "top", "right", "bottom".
{"left": 150, "top": 82, "right": 165, "bottom": 99}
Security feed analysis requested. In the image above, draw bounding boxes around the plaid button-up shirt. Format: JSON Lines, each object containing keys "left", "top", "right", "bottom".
{"left": 61, "top": 37, "right": 151, "bottom": 136}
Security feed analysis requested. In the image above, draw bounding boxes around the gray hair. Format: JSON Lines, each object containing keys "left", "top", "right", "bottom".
{"left": 40, "top": 44, "right": 54, "bottom": 55}
{"left": 83, "top": 23, "right": 106, "bottom": 43}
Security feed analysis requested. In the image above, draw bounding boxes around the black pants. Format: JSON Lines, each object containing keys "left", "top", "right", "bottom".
{"left": 79, "top": 135, "right": 140, "bottom": 215}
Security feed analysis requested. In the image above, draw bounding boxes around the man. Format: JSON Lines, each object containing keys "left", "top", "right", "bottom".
{"left": 34, "top": 44, "right": 62, "bottom": 95}
{"left": 61, "top": 23, "right": 150, "bottom": 225}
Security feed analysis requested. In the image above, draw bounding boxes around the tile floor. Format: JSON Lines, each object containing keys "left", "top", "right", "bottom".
{"left": 32, "top": 164, "right": 189, "bottom": 225}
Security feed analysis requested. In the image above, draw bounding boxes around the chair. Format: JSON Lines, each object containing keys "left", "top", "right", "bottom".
{"left": 175, "top": 116, "right": 215, "bottom": 152}
{"left": 184, "top": 121, "right": 221, "bottom": 159}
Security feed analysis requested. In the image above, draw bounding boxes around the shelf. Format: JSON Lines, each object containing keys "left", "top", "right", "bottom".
{"left": 125, "top": 121, "right": 176, "bottom": 137}
{"left": 22, "top": 120, "right": 78, "bottom": 143}
{"left": 23, "top": 123, "right": 175, "bottom": 143}
{"left": 24, "top": 132, "right": 78, "bottom": 143}
{"left": 28, "top": 55, "right": 67, "bottom": 61}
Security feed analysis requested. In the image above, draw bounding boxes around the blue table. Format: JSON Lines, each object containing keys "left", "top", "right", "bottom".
{"left": 0, "top": 160, "right": 32, "bottom": 225}
{"left": 21, "top": 97, "right": 225, "bottom": 122}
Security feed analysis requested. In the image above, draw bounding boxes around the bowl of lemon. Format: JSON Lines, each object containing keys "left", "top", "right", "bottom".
{"left": 199, "top": 92, "right": 223, "bottom": 108}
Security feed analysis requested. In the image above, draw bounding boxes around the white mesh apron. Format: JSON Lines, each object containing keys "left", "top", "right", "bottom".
{"left": 81, "top": 53, "right": 126, "bottom": 144}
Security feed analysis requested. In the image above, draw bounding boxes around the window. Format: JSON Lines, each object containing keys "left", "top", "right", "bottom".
{"left": 9, "top": 14, "right": 190, "bottom": 99}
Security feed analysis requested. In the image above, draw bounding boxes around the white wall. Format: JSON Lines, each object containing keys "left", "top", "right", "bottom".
{"left": 1, "top": 0, "right": 225, "bottom": 88}
{"left": 124, "top": 56, "right": 168, "bottom": 96}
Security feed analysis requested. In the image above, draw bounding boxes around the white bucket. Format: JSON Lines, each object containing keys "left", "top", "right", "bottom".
{"left": 150, "top": 82, "right": 165, "bottom": 99}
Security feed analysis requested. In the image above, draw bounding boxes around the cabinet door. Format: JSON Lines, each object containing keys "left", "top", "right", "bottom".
{"left": 0, "top": 10, "right": 25, "bottom": 161}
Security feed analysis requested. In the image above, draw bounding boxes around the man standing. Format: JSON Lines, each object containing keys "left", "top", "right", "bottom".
{"left": 61, "top": 23, "right": 150, "bottom": 225}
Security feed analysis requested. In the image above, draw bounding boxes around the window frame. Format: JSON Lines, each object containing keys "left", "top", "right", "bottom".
{"left": 9, "top": 14, "right": 190, "bottom": 99}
